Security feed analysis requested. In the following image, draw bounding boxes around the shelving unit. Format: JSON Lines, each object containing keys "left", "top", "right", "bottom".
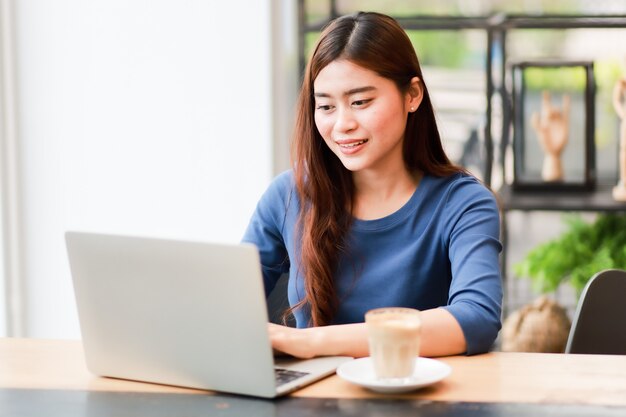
{"left": 497, "top": 183, "right": 626, "bottom": 212}
{"left": 487, "top": 16, "right": 626, "bottom": 315}
{"left": 488, "top": 14, "right": 626, "bottom": 191}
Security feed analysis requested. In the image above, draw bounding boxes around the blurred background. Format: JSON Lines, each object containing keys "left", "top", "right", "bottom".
{"left": 2, "top": 0, "right": 626, "bottom": 342}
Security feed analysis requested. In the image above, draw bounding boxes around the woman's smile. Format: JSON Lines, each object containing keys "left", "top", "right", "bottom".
{"left": 335, "top": 138, "right": 369, "bottom": 154}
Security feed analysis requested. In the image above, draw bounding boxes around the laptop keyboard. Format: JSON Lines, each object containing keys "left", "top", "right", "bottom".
{"left": 274, "top": 368, "right": 310, "bottom": 386}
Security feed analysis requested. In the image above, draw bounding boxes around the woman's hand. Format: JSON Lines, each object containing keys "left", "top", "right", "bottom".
{"left": 267, "top": 323, "right": 322, "bottom": 359}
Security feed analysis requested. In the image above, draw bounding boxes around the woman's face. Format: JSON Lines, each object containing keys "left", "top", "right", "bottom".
{"left": 313, "top": 60, "right": 416, "bottom": 174}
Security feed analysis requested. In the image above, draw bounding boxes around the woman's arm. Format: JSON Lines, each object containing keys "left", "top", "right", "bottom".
{"left": 268, "top": 307, "right": 466, "bottom": 359}
{"left": 242, "top": 172, "right": 295, "bottom": 296}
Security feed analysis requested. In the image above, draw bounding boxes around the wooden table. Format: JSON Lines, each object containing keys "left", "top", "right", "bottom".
{"left": 2, "top": 338, "right": 626, "bottom": 416}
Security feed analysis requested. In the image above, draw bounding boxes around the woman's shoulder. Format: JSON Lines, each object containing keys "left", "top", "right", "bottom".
{"left": 425, "top": 172, "right": 500, "bottom": 239}
{"left": 257, "top": 169, "right": 297, "bottom": 210}
{"left": 427, "top": 172, "right": 497, "bottom": 209}
{"left": 266, "top": 169, "right": 296, "bottom": 195}
{"left": 274, "top": 169, "right": 295, "bottom": 184}
{"left": 428, "top": 171, "right": 490, "bottom": 194}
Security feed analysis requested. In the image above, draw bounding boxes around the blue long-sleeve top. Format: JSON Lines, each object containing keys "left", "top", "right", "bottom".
{"left": 242, "top": 170, "right": 503, "bottom": 354}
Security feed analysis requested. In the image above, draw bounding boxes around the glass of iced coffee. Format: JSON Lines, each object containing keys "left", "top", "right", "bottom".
{"left": 365, "top": 307, "right": 421, "bottom": 382}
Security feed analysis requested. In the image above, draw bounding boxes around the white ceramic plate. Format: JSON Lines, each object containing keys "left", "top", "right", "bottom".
{"left": 336, "top": 357, "right": 451, "bottom": 394}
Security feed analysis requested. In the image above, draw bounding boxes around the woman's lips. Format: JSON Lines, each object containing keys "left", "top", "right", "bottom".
{"left": 335, "top": 139, "right": 368, "bottom": 155}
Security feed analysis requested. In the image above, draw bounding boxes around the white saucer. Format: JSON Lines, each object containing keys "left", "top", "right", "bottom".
{"left": 336, "top": 357, "right": 451, "bottom": 394}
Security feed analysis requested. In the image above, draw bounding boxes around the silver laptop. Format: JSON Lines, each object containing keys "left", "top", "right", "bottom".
{"left": 65, "top": 231, "right": 351, "bottom": 398}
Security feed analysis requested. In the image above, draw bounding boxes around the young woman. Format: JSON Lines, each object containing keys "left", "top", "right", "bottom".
{"left": 243, "top": 12, "right": 502, "bottom": 358}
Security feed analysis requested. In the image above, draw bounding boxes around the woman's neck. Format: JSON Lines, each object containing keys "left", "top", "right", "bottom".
{"left": 351, "top": 167, "right": 422, "bottom": 221}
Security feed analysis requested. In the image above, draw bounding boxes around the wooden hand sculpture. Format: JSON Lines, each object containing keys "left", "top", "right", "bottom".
{"left": 613, "top": 77, "right": 626, "bottom": 201}
{"left": 531, "top": 91, "right": 570, "bottom": 182}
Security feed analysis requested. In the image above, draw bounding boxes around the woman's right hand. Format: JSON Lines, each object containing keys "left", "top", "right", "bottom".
{"left": 267, "top": 323, "right": 322, "bottom": 359}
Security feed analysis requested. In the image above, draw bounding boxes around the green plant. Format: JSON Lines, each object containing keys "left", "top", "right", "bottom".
{"left": 514, "top": 213, "right": 626, "bottom": 294}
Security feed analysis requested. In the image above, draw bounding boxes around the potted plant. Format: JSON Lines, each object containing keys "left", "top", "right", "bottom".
{"left": 501, "top": 213, "right": 626, "bottom": 353}
{"left": 514, "top": 213, "right": 626, "bottom": 294}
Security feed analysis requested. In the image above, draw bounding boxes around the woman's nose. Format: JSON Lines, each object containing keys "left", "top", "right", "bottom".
{"left": 334, "top": 107, "right": 358, "bottom": 133}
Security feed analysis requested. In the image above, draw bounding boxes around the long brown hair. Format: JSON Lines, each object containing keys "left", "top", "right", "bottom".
{"left": 291, "top": 12, "right": 464, "bottom": 326}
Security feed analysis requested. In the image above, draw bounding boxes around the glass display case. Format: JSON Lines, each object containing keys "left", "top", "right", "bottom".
{"left": 510, "top": 60, "right": 596, "bottom": 191}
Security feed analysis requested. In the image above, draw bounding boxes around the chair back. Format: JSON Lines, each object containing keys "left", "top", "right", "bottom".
{"left": 565, "top": 269, "right": 626, "bottom": 354}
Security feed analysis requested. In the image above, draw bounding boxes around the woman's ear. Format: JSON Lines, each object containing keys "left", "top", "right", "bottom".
{"left": 407, "top": 77, "right": 424, "bottom": 113}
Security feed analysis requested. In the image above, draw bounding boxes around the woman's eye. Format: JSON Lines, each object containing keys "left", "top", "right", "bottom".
{"left": 352, "top": 99, "right": 371, "bottom": 107}
{"left": 316, "top": 104, "right": 333, "bottom": 111}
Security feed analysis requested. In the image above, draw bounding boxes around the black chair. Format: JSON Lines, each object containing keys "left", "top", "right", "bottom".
{"left": 565, "top": 269, "right": 626, "bottom": 354}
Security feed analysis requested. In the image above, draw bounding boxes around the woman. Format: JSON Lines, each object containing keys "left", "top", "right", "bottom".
{"left": 243, "top": 12, "right": 502, "bottom": 358}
